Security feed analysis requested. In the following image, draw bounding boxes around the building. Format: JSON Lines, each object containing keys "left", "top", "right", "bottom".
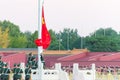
{"left": 1, "top": 48, "right": 120, "bottom": 68}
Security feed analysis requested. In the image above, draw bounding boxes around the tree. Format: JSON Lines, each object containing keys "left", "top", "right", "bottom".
{"left": 1, "top": 20, "right": 21, "bottom": 37}
{"left": 24, "top": 31, "right": 37, "bottom": 48}
{"left": 92, "top": 28, "right": 118, "bottom": 37}
{"left": 0, "top": 20, "right": 26, "bottom": 48}
{"left": 47, "top": 29, "right": 60, "bottom": 50}
{"left": 0, "top": 27, "right": 9, "bottom": 48}
{"left": 31, "top": 31, "right": 38, "bottom": 48}
{"left": 60, "top": 28, "right": 80, "bottom": 50}
{"left": 72, "top": 37, "right": 84, "bottom": 49}
{"left": 9, "top": 34, "right": 27, "bottom": 48}
{"left": 85, "top": 28, "right": 120, "bottom": 52}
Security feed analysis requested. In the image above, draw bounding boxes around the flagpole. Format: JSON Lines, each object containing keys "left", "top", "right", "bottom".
{"left": 38, "top": 0, "right": 43, "bottom": 80}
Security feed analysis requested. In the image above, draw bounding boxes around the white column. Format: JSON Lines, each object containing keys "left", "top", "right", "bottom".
{"left": 92, "top": 63, "right": 96, "bottom": 80}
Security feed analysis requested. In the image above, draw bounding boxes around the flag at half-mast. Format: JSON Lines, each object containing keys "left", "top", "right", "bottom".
{"left": 35, "top": 6, "right": 51, "bottom": 49}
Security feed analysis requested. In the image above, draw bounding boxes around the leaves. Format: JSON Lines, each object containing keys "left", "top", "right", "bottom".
{"left": 0, "top": 20, "right": 120, "bottom": 52}
{"left": 85, "top": 28, "right": 120, "bottom": 52}
{"left": 0, "top": 27, "right": 9, "bottom": 48}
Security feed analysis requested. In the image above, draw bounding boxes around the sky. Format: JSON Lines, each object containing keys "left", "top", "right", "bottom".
{"left": 0, "top": 0, "right": 120, "bottom": 36}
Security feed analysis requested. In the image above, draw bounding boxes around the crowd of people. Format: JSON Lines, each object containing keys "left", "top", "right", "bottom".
{"left": 2, "top": 52, "right": 120, "bottom": 80}
{"left": 0, "top": 52, "right": 39, "bottom": 80}
{"left": 95, "top": 66, "right": 120, "bottom": 80}
{"left": 0, "top": 56, "right": 11, "bottom": 80}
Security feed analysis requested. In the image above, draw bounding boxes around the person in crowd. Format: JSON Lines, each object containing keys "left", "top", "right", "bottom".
{"left": 14, "top": 64, "right": 23, "bottom": 80}
{"left": 0, "top": 56, "right": 4, "bottom": 68}
{"left": 30, "top": 56, "right": 38, "bottom": 69}
{"left": 41, "top": 54, "right": 45, "bottom": 69}
{"left": 27, "top": 52, "right": 34, "bottom": 63}
{"left": 25, "top": 65, "right": 32, "bottom": 80}
{"left": 12, "top": 63, "right": 17, "bottom": 80}
{"left": 0, "top": 56, "right": 4, "bottom": 80}
{"left": 1, "top": 63, "right": 10, "bottom": 80}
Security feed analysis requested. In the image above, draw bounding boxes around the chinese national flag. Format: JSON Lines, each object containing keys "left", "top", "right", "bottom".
{"left": 35, "top": 6, "right": 51, "bottom": 49}
{"left": 41, "top": 6, "right": 51, "bottom": 49}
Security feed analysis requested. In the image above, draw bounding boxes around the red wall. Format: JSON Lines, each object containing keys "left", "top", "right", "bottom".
{"left": 2, "top": 52, "right": 27, "bottom": 68}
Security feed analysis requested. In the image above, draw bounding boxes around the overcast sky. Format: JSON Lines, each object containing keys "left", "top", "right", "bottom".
{"left": 0, "top": 0, "right": 120, "bottom": 36}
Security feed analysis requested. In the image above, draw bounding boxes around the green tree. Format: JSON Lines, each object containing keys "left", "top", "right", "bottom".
{"left": 60, "top": 28, "right": 80, "bottom": 50}
{"left": 48, "top": 29, "right": 60, "bottom": 50}
{"left": 31, "top": 31, "right": 38, "bottom": 48}
{"left": 72, "top": 37, "right": 84, "bottom": 49}
{"left": 1, "top": 20, "right": 21, "bottom": 37}
{"left": 92, "top": 28, "right": 118, "bottom": 37}
{"left": 0, "top": 20, "right": 25, "bottom": 48}
{"left": 85, "top": 28, "right": 120, "bottom": 52}
{"left": 25, "top": 31, "right": 37, "bottom": 48}
{"left": 9, "top": 34, "right": 27, "bottom": 48}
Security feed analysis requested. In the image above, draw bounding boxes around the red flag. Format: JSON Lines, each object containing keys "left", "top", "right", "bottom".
{"left": 42, "top": 6, "right": 51, "bottom": 49}
{"left": 35, "top": 39, "right": 42, "bottom": 46}
{"left": 35, "top": 6, "right": 51, "bottom": 49}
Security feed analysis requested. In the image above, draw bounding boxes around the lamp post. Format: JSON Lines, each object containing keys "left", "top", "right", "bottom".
{"left": 58, "top": 34, "right": 62, "bottom": 51}
{"left": 81, "top": 37, "right": 83, "bottom": 49}
{"left": 67, "top": 31, "right": 69, "bottom": 50}
{"left": 104, "top": 28, "right": 106, "bottom": 36}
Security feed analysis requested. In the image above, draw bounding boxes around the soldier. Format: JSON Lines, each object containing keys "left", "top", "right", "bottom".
{"left": 27, "top": 52, "right": 34, "bottom": 63}
{"left": 12, "top": 63, "right": 17, "bottom": 80}
{"left": 31, "top": 56, "right": 38, "bottom": 69}
{"left": 14, "top": 64, "right": 23, "bottom": 80}
{"left": 41, "top": 54, "right": 45, "bottom": 69}
{"left": 25, "top": 65, "right": 32, "bottom": 80}
{"left": 27, "top": 52, "right": 35, "bottom": 68}
{"left": 1, "top": 63, "right": 10, "bottom": 80}
{"left": 0, "top": 56, "right": 4, "bottom": 67}
{"left": 0, "top": 56, "right": 4, "bottom": 80}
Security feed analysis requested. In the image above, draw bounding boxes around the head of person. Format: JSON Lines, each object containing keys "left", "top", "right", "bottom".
{"left": 3, "top": 63, "right": 8, "bottom": 68}
{"left": 17, "top": 63, "right": 20, "bottom": 67}
{"left": 31, "top": 56, "right": 36, "bottom": 61}
{"left": 0, "top": 56, "right": 2, "bottom": 60}
{"left": 29, "top": 52, "right": 32, "bottom": 56}
{"left": 14, "top": 63, "right": 17, "bottom": 67}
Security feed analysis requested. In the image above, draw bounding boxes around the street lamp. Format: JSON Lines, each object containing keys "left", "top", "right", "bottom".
{"left": 104, "top": 28, "right": 106, "bottom": 36}
{"left": 58, "top": 36, "right": 62, "bottom": 51}
{"left": 81, "top": 37, "right": 83, "bottom": 49}
{"left": 67, "top": 31, "right": 69, "bottom": 50}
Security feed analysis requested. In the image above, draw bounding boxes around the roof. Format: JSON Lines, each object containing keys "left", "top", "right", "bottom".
{"left": 43, "top": 48, "right": 89, "bottom": 55}
{"left": 1, "top": 52, "right": 26, "bottom": 68}
{"left": 57, "top": 52, "right": 120, "bottom": 61}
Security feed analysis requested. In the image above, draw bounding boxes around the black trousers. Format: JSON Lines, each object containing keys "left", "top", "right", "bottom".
{"left": 1, "top": 75, "right": 9, "bottom": 80}
{"left": 25, "top": 75, "right": 30, "bottom": 80}
{"left": 13, "top": 78, "right": 21, "bottom": 80}
{"left": 25, "top": 78, "right": 30, "bottom": 80}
